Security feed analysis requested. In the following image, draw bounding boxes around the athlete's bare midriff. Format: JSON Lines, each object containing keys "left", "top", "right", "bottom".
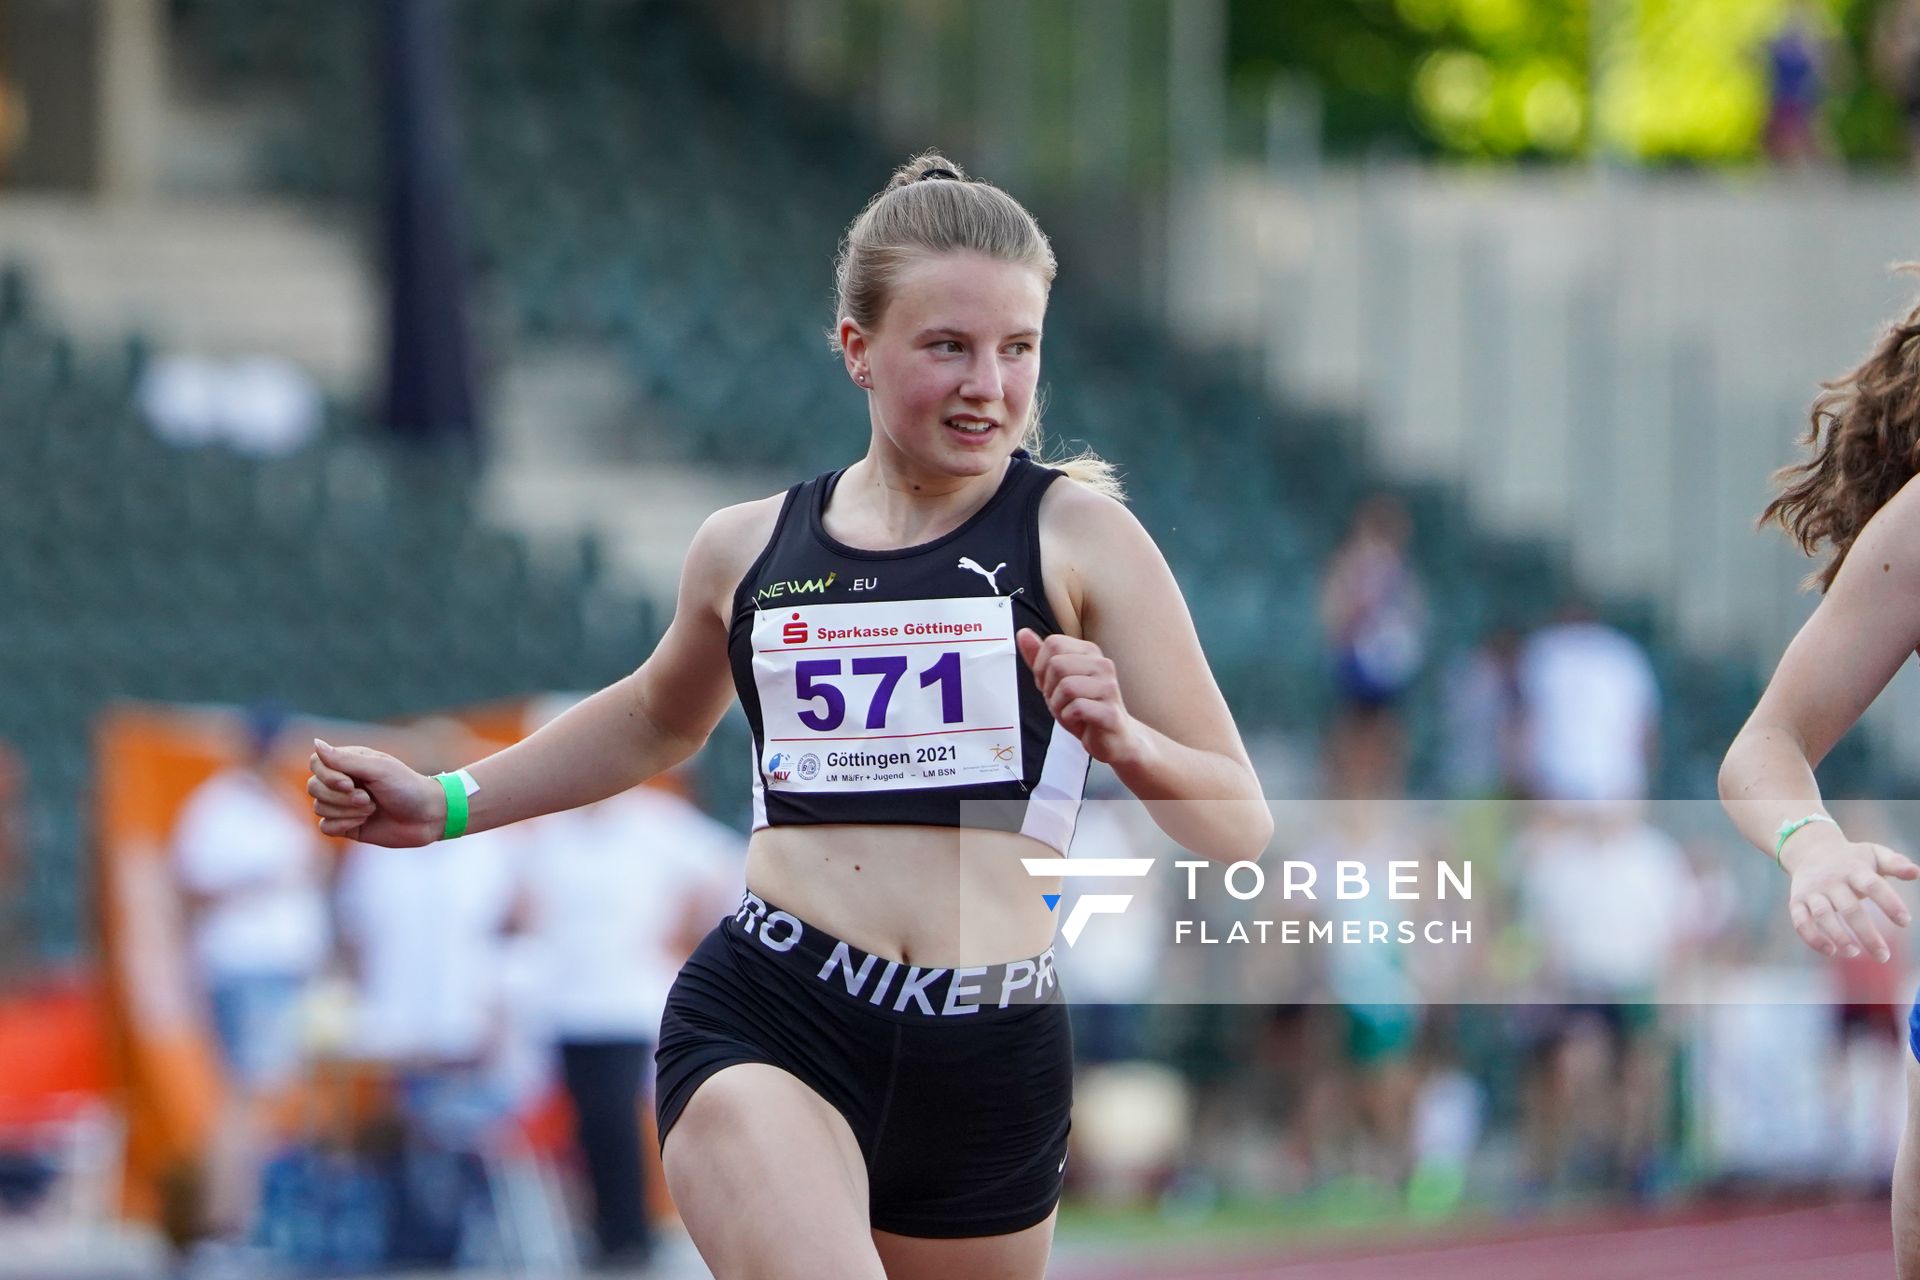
{"left": 745, "top": 823, "right": 1065, "bottom": 968}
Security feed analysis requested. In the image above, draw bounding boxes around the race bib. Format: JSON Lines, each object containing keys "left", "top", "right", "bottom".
{"left": 751, "top": 596, "right": 1023, "bottom": 793}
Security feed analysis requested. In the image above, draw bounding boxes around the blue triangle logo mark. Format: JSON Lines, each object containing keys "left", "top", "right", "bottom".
{"left": 1042, "top": 894, "right": 1061, "bottom": 911}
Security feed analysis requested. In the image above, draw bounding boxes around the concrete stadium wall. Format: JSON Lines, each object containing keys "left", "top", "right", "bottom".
{"left": 1166, "top": 166, "right": 1920, "bottom": 770}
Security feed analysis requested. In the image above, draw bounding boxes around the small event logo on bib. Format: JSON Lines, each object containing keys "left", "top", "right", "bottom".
{"left": 766, "top": 752, "right": 793, "bottom": 781}
{"left": 798, "top": 753, "right": 822, "bottom": 780}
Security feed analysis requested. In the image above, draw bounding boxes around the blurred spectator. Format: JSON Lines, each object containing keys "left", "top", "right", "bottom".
{"left": 1515, "top": 809, "right": 1697, "bottom": 1196}
{"left": 1407, "top": 1039, "right": 1485, "bottom": 1218}
{"left": 1763, "top": 0, "right": 1836, "bottom": 165}
{"left": 1439, "top": 627, "right": 1525, "bottom": 800}
{"left": 1059, "top": 776, "right": 1165, "bottom": 1066}
{"left": 334, "top": 827, "right": 522, "bottom": 1075}
{"left": 1516, "top": 602, "right": 1659, "bottom": 804}
{"left": 1070, "top": 1063, "right": 1192, "bottom": 1207}
{"left": 1055, "top": 786, "right": 1196, "bottom": 1204}
{"left": 332, "top": 822, "right": 525, "bottom": 1265}
{"left": 1824, "top": 801, "right": 1909, "bottom": 1184}
{"left": 1299, "top": 800, "right": 1432, "bottom": 1190}
{"left": 518, "top": 776, "right": 743, "bottom": 1272}
{"left": 1319, "top": 496, "right": 1427, "bottom": 800}
{"left": 1320, "top": 495, "right": 1427, "bottom": 712}
{"left": 171, "top": 703, "right": 328, "bottom": 1248}
{"left": 1829, "top": 942, "right": 1908, "bottom": 1184}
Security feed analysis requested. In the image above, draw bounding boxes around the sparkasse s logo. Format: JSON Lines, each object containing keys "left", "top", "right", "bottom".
{"left": 782, "top": 613, "right": 808, "bottom": 645}
{"left": 1023, "top": 857, "right": 1155, "bottom": 946}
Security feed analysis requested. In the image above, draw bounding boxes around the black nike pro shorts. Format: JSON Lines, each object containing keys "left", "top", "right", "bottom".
{"left": 655, "top": 891, "right": 1074, "bottom": 1238}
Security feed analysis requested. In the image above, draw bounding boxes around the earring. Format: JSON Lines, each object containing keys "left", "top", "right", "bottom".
{"left": 856, "top": 373, "right": 870, "bottom": 387}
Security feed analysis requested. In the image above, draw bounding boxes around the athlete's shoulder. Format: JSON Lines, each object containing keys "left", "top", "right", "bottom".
{"left": 1037, "top": 471, "right": 1153, "bottom": 555}
{"left": 1840, "top": 472, "right": 1920, "bottom": 589}
{"left": 684, "top": 490, "right": 792, "bottom": 603}
{"left": 1035, "top": 473, "right": 1167, "bottom": 625}
{"left": 697, "top": 490, "right": 790, "bottom": 546}
{"left": 1868, "top": 471, "right": 1920, "bottom": 532}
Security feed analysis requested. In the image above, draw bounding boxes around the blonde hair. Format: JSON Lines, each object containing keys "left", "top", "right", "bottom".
{"left": 831, "top": 150, "right": 1123, "bottom": 500}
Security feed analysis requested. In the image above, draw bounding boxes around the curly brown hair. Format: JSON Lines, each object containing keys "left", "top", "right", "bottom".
{"left": 1761, "top": 265, "right": 1920, "bottom": 593}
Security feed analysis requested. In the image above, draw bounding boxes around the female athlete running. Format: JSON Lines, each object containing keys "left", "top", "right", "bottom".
{"left": 1719, "top": 268, "right": 1920, "bottom": 1276}
{"left": 307, "top": 152, "right": 1272, "bottom": 1279}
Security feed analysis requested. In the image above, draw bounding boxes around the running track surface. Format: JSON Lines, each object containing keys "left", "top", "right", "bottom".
{"left": 1050, "top": 1200, "right": 1891, "bottom": 1279}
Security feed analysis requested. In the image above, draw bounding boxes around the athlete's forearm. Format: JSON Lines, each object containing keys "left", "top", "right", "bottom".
{"left": 1718, "top": 720, "right": 1835, "bottom": 871}
{"left": 1109, "top": 724, "right": 1273, "bottom": 863}
{"left": 456, "top": 671, "right": 704, "bottom": 835}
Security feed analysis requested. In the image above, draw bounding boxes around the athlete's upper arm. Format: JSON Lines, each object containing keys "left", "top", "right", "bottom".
{"left": 1746, "top": 477, "right": 1920, "bottom": 767}
{"left": 1043, "top": 481, "right": 1256, "bottom": 770}
{"left": 628, "top": 494, "right": 782, "bottom": 750}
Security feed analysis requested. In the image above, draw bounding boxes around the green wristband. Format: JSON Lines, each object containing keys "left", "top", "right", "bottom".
{"left": 434, "top": 771, "right": 472, "bottom": 840}
{"left": 1773, "top": 813, "right": 1835, "bottom": 865}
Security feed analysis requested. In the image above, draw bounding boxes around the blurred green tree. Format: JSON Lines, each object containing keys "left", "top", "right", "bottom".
{"left": 1229, "top": 0, "right": 1913, "bottom": 165}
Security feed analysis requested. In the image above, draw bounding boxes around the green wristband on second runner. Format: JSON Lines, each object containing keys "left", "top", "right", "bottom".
{"left": 1773, "top": 812, "right": 1835, "bottom": 865}
{"left": 434, "top": 769, "right": 478, "bottom": 839}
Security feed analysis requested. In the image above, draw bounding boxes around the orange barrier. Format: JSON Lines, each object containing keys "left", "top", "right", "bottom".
{"left": 0, "top": 975, "right": 111, "bottom": 1126}
{"left": 95, "top": 704, "right": 259, "bottom": 1221}
{"left": 92, "top": 698, "right": 683, "bottom": 1227}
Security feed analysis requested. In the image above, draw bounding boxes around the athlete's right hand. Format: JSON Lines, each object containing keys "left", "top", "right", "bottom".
{"left": 306, "top": 738, "right": 445, "bottom": 847}
{"left": 1781, "top": 824, "right": 1918, "bottom": 962}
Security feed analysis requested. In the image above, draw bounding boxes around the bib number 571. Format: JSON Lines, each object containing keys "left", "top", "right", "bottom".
{"left": 794, "top": 652, "right": 963, "bottom": 733}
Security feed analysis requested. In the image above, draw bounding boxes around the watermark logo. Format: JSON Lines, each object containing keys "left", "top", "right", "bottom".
{"left": 1023, "top": 857, "right": 1156, "bottom": 946}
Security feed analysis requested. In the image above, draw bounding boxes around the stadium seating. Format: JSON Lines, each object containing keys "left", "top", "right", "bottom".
{"left": 0, "top": 0, "right": 1858, "bottom": 961}
{"left": 160, "top": 0, "right": 1857, "bottom": 801}
{"left": 0, "top": 263, "right": 660, "bottom": 953}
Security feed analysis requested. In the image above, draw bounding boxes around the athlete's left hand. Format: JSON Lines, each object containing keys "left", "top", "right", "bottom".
{"left": 1018, "top": 628, "right": 1145, "bottom": 765}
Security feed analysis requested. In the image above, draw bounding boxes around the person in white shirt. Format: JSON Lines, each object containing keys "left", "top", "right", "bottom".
{"left": 1516, "top": 811, "right": 1697, "bottom": 1194}
{"left": 172, "top": 703, "right": 328, "bottom": 1244}
{"left": 333, "top": 826, "right": 522, "bottom": 1071}
{"left": 1517, "top": 604, "right": 1661, "bottom": 804}
{"left": 519, "top": 776, "right": 744, "bottom": 1269}
{"left": 329, "top": 821, "right": 527, "bottom": 1268}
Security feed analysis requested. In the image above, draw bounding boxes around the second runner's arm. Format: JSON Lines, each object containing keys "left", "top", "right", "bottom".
{"left": 1719, "top": 482, "right": 1920, "bottom": 959}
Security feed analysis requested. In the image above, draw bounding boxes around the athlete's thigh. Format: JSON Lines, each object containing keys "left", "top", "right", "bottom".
{"left": 663, "top": 1061, "right": 887, "bottom": 1280}
{"left": 871, "top": 1206, "right": 1057, "bottom": 1280}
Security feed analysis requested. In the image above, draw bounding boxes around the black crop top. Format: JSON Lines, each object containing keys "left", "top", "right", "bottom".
{"left": 727, "top": 450, "right": 1090, "bottom": 853}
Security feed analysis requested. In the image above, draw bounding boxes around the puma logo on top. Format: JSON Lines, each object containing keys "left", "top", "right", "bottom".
{"left": 958, "top": 556, "right": 1007, "bottom": 593}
